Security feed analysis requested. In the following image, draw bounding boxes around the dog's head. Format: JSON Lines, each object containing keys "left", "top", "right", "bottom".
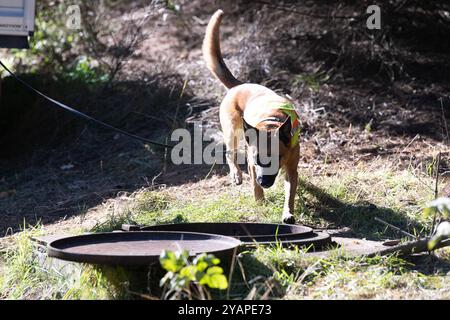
{"left": 243, "top": 117, "right": 292, "bottom": 188}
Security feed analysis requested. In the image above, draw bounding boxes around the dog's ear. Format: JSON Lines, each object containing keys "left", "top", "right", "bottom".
{"left": 243, "top": 118, "right": 257, "bottom": 144}
{"left": 278, "top": 117, "right": 292, "bottom": 146}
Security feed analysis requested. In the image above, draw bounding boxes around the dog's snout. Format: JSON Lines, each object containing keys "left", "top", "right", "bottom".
{"left": 256, "top": 174, "right": 277, "bottom": 188}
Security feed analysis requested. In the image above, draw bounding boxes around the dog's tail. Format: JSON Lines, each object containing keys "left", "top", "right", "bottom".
{"left": 202, "top": 10, "right": 242, "bottom": 89}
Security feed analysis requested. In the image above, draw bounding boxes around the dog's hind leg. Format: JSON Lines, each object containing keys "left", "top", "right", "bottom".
{"left": 220, "top": 101, "right": 243, "bottom": 185}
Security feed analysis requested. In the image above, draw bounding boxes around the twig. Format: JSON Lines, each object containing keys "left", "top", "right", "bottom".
{"left": 236, "top": 255, "right": 250, "bottom": 289}
{"left": 260, "top": 279, "right": 274, "bottom": 300}
{"left": 368, "top": 238, "right": 450, "bottom": 258}
{"left": 374, "top": 217, "right": 418, "bottom": 239}
{"left": 440, "top": 98, "right": 449, "bottom": 145}
{"left": 434, "top": 152, "right": 441, "bottom": 200}
{"left": 204, "top": 160, "right": 217, "bottom": 180}
{"left": 431, "top": 152, "right": 442, "bottom": 236}
{"left": 399, "top": 133, "right": 420, "bottom": 154}
{"left": 226, "top": 248, "right": 238, "bottom": 300}
{"left": 126, "top": 289, "right": 160, "bottom": 300}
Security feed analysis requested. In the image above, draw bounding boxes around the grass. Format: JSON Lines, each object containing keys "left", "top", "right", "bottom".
{"left": 296, "top": 162, "right": 435, "bottom": 238}
{"left": 293, "top": 71, "right": 330, "bottom": 92}
{"left": 285, "top": 254, "right": 450, "bottom": 299}
{"left": 1, "top": 160, "right": 449, "bottom": 300}
{"left": 0, "top": 225, "right": 132, "bottom": 299}
{"left": 134, "top": 190, "right": 285, "bottom": 226}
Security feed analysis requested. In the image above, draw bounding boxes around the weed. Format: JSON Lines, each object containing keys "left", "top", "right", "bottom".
{"left": 159, "top": 250, "right": 228, "bottom": 300}
{"left": 0, "top": 225, "right": 128, "bottom": 299}
{"left": 293, "top": 71, "right": 330, "bottom": 92}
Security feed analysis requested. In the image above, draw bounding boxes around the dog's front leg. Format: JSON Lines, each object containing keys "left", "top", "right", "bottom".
{"left": 225, "top": 151, "right": 242, "bottom": 185}
{"left": 248, "top": 163, "right": 264, "bottom": 202}
{"left": 224, "top": 135, "right": 243, "bottom": 185}
{"left": 282, "top": 165, "right": 298, "bottom": 224}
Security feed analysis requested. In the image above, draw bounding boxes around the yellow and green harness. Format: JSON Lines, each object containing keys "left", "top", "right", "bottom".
{"left": 250, "top": 100, "right": 301, "bottom": 147}
{"left": 253, "top": 102, "right": 301, "bottom": 147}
{"left": 278, "top": 103, "right": 301, "bottom": 147}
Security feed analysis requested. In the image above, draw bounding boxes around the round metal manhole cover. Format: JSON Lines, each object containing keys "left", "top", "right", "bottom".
{"left": 47, "top": 231, "right": 241, "bottom": 266}
{"left": 131, "top": 222, "right": 331, "bottom": 248}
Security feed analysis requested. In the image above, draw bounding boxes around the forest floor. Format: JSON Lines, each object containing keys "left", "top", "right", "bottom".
{"left": 0, "top": 1, "right": 450, "bottom": 299}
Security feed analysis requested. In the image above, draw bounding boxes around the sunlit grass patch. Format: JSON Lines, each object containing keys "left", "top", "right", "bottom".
{"left": 0, "top": 226, "right": 56, "bottom": 299}
{"left": 0, "top": 226, "right": 129, "bottom": 300}
{"left": 134, "top": 189, "right": 285, "bottom": 226}
{"left": 89, "top": 190, "right": 173, "bottom": 232}
{"left": 232, "top": 246, "right": 450, "bottom": 300}
{"left": 287, "top": 255, "right": 450, "bottom": 299}
{"left": 61, "top": 265, "right": 130, "bottom": 300}
{"left": 296, "top": 161, "right": 438, "bottom": 238}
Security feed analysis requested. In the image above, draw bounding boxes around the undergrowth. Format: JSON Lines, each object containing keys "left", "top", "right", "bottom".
{"left": 3, "top": 160, "right": 448, "bottom": 300}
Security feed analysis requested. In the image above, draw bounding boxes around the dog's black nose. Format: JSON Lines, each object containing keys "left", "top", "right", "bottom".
{"left": 257, "top": 175, "right": 277, "bottom": 188}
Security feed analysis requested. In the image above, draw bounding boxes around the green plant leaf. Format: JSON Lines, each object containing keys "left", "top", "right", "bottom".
{"left": 207, "top": 274, "right": 228, "bottom": 290}
{"left": 159, "top": 250, "right": 186, "bottom": 272}
{"left": 159, "top": 250, "right": 228, "bottom": 296}
{"left": 206, "top": 266, "right": 224, "bottom": 275}
{"left": 179, "top": 266, "right": 197, "bottom": 281}
{"left": 196, "top": 261, "right": 209, "bottom": 272}
{"left": 426, "top": 198, "right": 450, "bottom": 219}
{"left": 423, "top": 206, "right": 436, "bottom": 218}
{"left": 428, "top": 221, "right": 450, "bottom": 250}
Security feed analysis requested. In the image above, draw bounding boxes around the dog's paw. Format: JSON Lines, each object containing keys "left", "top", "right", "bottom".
{"left": 230, "top": 170, "right": 243, "bottom": 185}
{"left": 282, "top": 213, "right": 295, "bottom": 225}
{"left": 254, "top": 193, "right": 265, "bottom": 202}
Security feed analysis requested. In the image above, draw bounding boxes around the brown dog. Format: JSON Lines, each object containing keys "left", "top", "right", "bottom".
{"left": 202, "top": 10, "right": 300, "bottom": 224}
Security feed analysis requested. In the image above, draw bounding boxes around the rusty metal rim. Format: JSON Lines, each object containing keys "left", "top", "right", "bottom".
{"left": 128, "top": 222, "right": 315, "bottom": 243}
{"left": 47, "top": 231, "right": 241, "bottom": 266}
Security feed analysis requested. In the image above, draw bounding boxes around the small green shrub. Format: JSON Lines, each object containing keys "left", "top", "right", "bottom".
{"left": 159, "top": 250, "right": 228, "bottom": 300}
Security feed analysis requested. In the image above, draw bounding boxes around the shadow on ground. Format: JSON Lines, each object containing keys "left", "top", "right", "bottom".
{"left": 0, "top": 72, "right": 219, "bottom": 235}
{"left": 298, "top": 179, "right": 426, "bottom": 241}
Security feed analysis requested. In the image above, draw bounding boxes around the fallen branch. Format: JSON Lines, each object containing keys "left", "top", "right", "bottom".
{"left": 368, "top": 238, "right": 450, "bottom": 258}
